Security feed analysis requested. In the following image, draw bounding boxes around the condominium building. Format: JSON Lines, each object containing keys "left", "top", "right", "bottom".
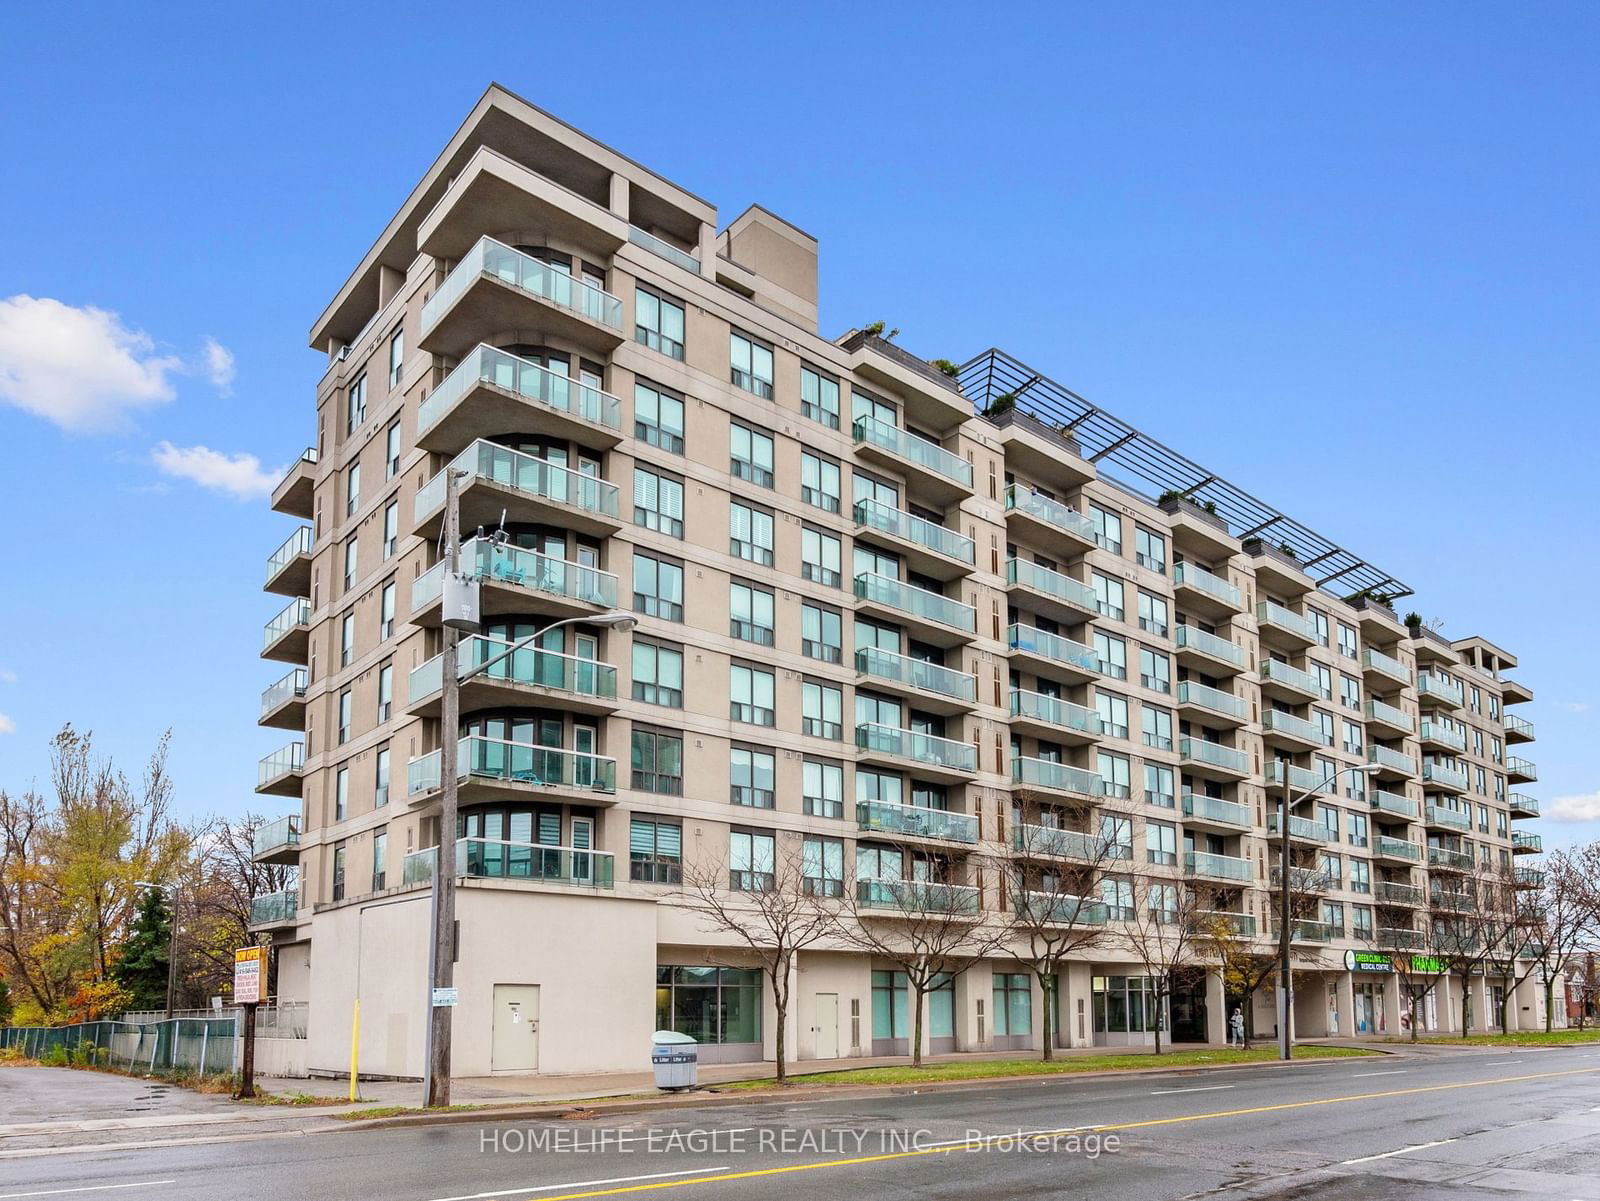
{"left": 252, "top": 84, "right": 1550, "bottom": 1078}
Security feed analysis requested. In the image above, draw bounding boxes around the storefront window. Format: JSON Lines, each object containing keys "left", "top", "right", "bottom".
{"left": 655, "top": 966, "right": 761, "bottom": 1044}
{"left": 993, "top": 972, "right": 1032, "bottom": 1036}
{"left": 1092, "top": 975, "right": 1163, "bottom": 1033}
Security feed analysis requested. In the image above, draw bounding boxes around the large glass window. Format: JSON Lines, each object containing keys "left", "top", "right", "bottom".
{"left": 1096, "top": 691, "right": 1129, "bottom": 739}
{"left": 802, "top": 836, "right": 844, "bottom": 897}
{"left": 730, "top": 580, "right": 776, "bottom": 645}
{"left": 1098, "top": 750, "right": 1131, "bottom": 799}
{"left": 385, "top": 420, "right": 401, "bottom": 479}
{"left": 1142, "top": 705, "right": 1173, "bottom": 751}
{"left": 730, "top": 331, "right": 774, "bottom": 398}
{"left": 801, "top": 602, "right": 843, "bottom": 663}
{"left": 345, "top": 373, "right": 366, "bottom": 434}
{"left": 632, "top": 552, "right": 685, "bottom": 621}
{"left": 632, "top": 640, "right": 684, "bottom": 707}
{"left": 344, "top": 538, "right": 358, "bottom": 591}
{"left": 1140, "top": 647, "right": 1171, "bottom": 694}
{"left": 730, "top": 501, "right": 775, "bottom": 565}
{"left": 729, "top": 829, "right": 776, "bottom": 891}
{"left": 1146, "top": 821, "right": 1177, "bottom": 866}
{"left": 383, "top": 500, "right": 398, "bottom": 558}
{"left": 1137, "top": 591, "right": 1169, "bottom": 638}
{"left": 1144, "top": 763, "right": 1175, "bottom": 808}
{"left": 1135, "top": 527, "right": 1166, "bottom": 573}
{"left": 346, "top": 461, "right": 361, "bottom": 516}
{"left": 631, "top": 728, "right": 683, "bottom": 795}
{"left": 634, "top": 381, "right": 685, "bottom": 453}
{"left": 630, "top": 817, "right": 681, "bottom": 883}
{"left": 801, "top": 364, "right": 840, "bottom": 429}
{"left": 801, "top": 451, "right": 841, "bottom": 513}
{"left": 1089, "top": 503, "right": 1122, "bottom": 555}
{"left": 374, "top": 747, "right": 390, "bottom": 807}
{"left": 802, "top": 680, "right": 843, "bottom": 740}
{"left": 802, "top": 526, "right": 841, "bottom": 587}
{"left": 730, "top": 423, "right": 775, "bottom": 487}
{"left": 731, "top": 663, "right": 776, "bottom": 726}
{"left": 992, "top": 972, "right": 1033, "bottom": 1037}
{"left": 1092, "top": 572, "right": 1125, "bottom": 620}
{"left": 655, "top": 966, "right": 760, "bottom": 1044}
{"left": 388, "top": 326, "right": 404, "bottom": 389}
{"left": 804, "top": 758, "right": 844, "bottom": 819}
{"left": 635, "top": 286, "right": 685, "bottom": 360}
{"left": 1092, "top": 975, "right": 1161, "bottom": 1034}
{"left": 731, "top": 745, "right": 776, "bottom": 808}
{"left": 1094, "top": 631, "right": 1127, "bottom": 681}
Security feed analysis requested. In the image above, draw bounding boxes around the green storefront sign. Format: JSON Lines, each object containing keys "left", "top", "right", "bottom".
{"left": 1343, "top": 950, "right": 1453, "bottom": 975}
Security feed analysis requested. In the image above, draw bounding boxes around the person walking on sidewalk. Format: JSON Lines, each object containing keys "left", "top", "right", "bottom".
{"left": 1230, "top": 1007, "right": 1246, "bottom": 1048}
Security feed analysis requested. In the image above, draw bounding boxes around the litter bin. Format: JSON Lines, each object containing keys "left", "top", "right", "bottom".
{"left": 651, "top": 1030, "right": 698, "bottom": 1091}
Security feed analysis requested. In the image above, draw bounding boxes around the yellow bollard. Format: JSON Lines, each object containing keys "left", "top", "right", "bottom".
{"left": 349, "top": 998, "right": 360, "bottom": 1102}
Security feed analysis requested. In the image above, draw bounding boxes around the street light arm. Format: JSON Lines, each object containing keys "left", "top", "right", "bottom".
{"left": 454, "top": 611, "right": 636, "bottom": 686}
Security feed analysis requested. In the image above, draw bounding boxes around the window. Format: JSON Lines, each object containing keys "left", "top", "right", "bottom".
{"left": 343, "top": 538, "right": 358, "bottom": 590}
{"left": 630, "top": 817, "right": 682, "bottom": 883}
{"left": 632, "top": 552, "right": 684, "bottom": 621}
{"left": 730, "top": 501, "right": 774, "bottom": 565}
{"left": 1096, "top": 692, "right": 1129, "bottom": 739}
{"left": 731, "top": 663, "right": 776, "bottom": 725}
{"left": 632, "top": 728, "right": 683, "bottom": 795}
{"left": 1148, "top": 882, "right": 1179, "bottom": 922}
{"left": 1314, "top": 663, "right": 1334, "bottom": 701}
{"left": 1344, "top": 760, "right": 1366, "bottom": 799}
{"left": 1312, "top": 610, "right": 1330, "bottom": 649}
{"left": 1352, "top": 905, "right": 1374, "bottom": 939}
{"left": 388, "top": 326, "right": 404, "bottom": 389}
{"left": 1319, "top": 852, "right": 1342, "bottom": 887}
{"left": 729, "top": 828, "right": 776, "bottom": 891}
{"left": 731, "top": 746, "right": 776, "bottom": 808}
{"left": 1137, "top": 591, "right": 1169, "bottom": 638}
{"left": 1144, "top": 763, "right": 1175, "bottom": 808}
{"left": 379, "top": 581, "right": 396, "bottom": 640}
{"left": 1347, "top": 811, "right": 1369, "bottom": 848}
{"left": 992, "top": 973, "right": 1033, "bottom": 1037}
{"left": 631, "top": 640, "right": 684, "bottom": 707}
{"left": 635, "top": 286, "right": 685, "bottom": 360}
{"left": 1337, "top": 622, "right": 1358, "bottom": 659}
{"left": 376, "top": 661, "right": 392, "bottom": 722}
{"left": 1089, "top": 503, "right": 1123, "bottom": 554}
{"left": 1321, "top": 901, "right": 1345, "bottom": 936}
{"left": 802, "top": 680, "right": 843, "bottom": 740}
{"left": 1340, "top": 674, "right": 1361, "bottom": 711}
{"left": 730, "top": 580, "right": 776, "bottom": 645}
{"left": 346, "top": 462, "right": 361, "bottom": 516}
{"left": 1350, "top": 859, "right": 1370, "bottom": 895}
{"left": 801, "top": 602, "right": 843, "bottom": 663}
{"left": 1135, "top": 527, "right": 1166, "bottom": 573}
{"left": 345, "top": 373, "right": 367, "bottom": 434}
{"left": 801, "top": 527, "right": 841, "bottom": 587}
{"left": 340, "top": 613, "right": 355, "bottom": 666}
{"left": 1342, "top": 719, "right": 1363, "bottom": 755}
{"left": 371, "top": 829, "right": 388, "bottom": 891}
{"left": 1092, "top": 572, "right": 1124, "bottom": 620}
{"left": 801, "top": 364, "right": 840, "bottom": 429}
{"left": 804, "top": 759, "right": 845, "bottom": 819}
{"left": 1146, "top": 821, "right": 1177, "bottom": 866}
{"left": 1140, "top": 647, "right": 1171, "bottom": 694}
{"left": 374, "top": 747, "right": 390, "bottom": 807}
{"left": 1098, "top": 750, "right": 1132, "bottom": 799}
{"left": 656, "top": 966, "right": 760, "bottom": 1043}
{"left": 801, "top": 451, "right": 841, "bottom": 513}
{"left": 634, "top": 381, "right": 685, "bottom": 453}
{"left": 1100, "top": 877, "right": 1135, "bottom": 921}
{"left": 730, "top": 423, "right": 775, "bottom": 487}
{"left": 338, "top": 690, "right": 352, "bottom": 744}
{"left": 802, "top": 836, "right": 845, "bottom": 897}
{"left": 332, "top": 841, "right": 347, "bottom": 902}
{"left": 334, "top": 766, "right": 348, "bottom": 821}
{"left": 634, "top": 466, "right": 685, "bottom": 538}
{"left": 383, "top": 500, "right": 398, "bottom": 558}
{"left": 730, "top": 331, "right": 774, "bottom": 398}
{"left": 1142, "top": 705, "right": 1173, "bottom": 751}
{"left": 385, "top": 420, "right": 401, "bottom": 478}
{"left": 1094, "top": 632, "right": 1127, "bottom": 680}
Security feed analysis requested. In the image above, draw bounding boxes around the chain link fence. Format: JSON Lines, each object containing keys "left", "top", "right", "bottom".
{"left": 1, "top": 1016, "right": 239, "bottom": 1078}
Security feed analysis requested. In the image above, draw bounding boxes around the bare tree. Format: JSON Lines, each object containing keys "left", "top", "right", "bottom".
{"left": 1436, "top": 865, "right": 1518, "bottom": 1036}
{"left": 182, "top": 814, "right": 297, "bottom": 1005}
{"left": 1193, "top": 918, "right": 1275, "bottom": 1048}
{"left": 1120, "top": 876, "right": 1206, "bottom": 1054}
{"left": 1530, "top": 849, "right": 1598, "bottom": 1032}
{"left": 680, "top": 834, "right": 837, "bottom": 1083}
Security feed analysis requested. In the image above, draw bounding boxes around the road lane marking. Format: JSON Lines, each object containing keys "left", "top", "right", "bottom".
{"left": 1342, "top": 1138, "right": 1458, "bottom": 1164}
{"left": 426, "top": 1169, "right": 735, "bottom": 1201}
{"left": 502, "top": 1065, "right": 1599, "bottom": 1201}
{"left": 1149, "top": 1085, "right": 1234, "bottom": 1095}
{"left": 0, "top": 1184, "right": 176, "bottom": 1200}
{"left": 1349, "top": 1071, "right": 1407, "bottom": 1078}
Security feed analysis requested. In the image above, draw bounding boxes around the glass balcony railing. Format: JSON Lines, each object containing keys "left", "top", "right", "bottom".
{"left": 1265, "top": 760, "right": 1327, "bottom": 794}
{"left": 1431, "top": 888, "right": 1472, "bottom": 912}
{"left": 1369, "top": 789, "right": 1419, "bottom": 819}
{"left": 1515, "top": 866, "right": 1545, "bottom": 888}
{"left": 408, "top": 737, "right": 616, "bottom": 798}
{"left": 1178, "top": 681, "right": 1247, "bottom": 721}
{"left": 265, "top": 526, "right": 313, "bottom": 583}
{"left": 855, "top": 647, "right": 977, "bottom": 703}
{"left": 1006, "top": 558, "right": 1098, "bottom": 613}
{"left": 418, "top": 344, "right": 622, "bottom": 439}
{"left": 1193, "top": 910, "right": 1257, "bottom": 937}
{"left": 851, "top": 417, "right": 973, "bottom": 489}
{"left": 263, "top": 597, "right": 310, "bottom": 650}
{"left": 855, "top": 724, "right": 977, "bottom": 773}
{"left": 1271, "top": 865, "right": 1334, "bottom": 891}
{"left": 1011, "top": 889, "right": 1109, "bottom": 926}
{"left": 1417, "top": 674, "right": 1465, "bottom": 708}
{"left": 1181, "top": 793, "right": 1252, "bottom": 828}
{"left": 1374, "top": 881, "right": 1425, "bottom": 906}
{"left": 1419, "top": 720, "right": 1467, "bottom": 752}
{"left": 1174, "top": 625, "right": 1245, "bottom": 668}
{"left": 250, "top": 890, "right": 298, "bottom": 925}
{"left": 1009, "top": 689, "right": 1102, "bottom": 736}
{"left": 853, "top": 498, "right": 975, "bottom": 564}
{"left": 1428, "top": 846, "right": 1474, "bottom": 870}
{"left": 413, "top": 537, "right": 617, "bottom": 614}
{"left": 1259, "top": 658, "right": 1320, "bottom": 697}
{"left": 1362, "top": 647, "right": 1411, "bottom": 685}
{"left": 1376, "top": 835, "right": 1423, "bottom": 861}
{"left": 1506, "top": 756, "right": 1537, "bottom": 781}
{"left": 854, "top": 573, "right": 975, "bottom": 634}
{"left": 257, "top": 742, "right": 304, "bottom": 786}
{"left": 1513, "top": 831, "right": 1543, "bottom": 853}
{"left": 857, "top": 878, "right": 980, "bottom": 915}
{"left": 1261, "top": 709, "right": 1326, "bottom": 744}
{"left": 1184, "top": 851, "right": 1253, "bottom": 883}
{"left": 1504, "top": 713, "right": 1535, "bottom": 740}
{"left": 260, "top": 668, "right": 308, "bottom": 718}
{"left": 408, "top": 638, "right": 616, "bottom": 705}
{"left": 1266, "top": 812, "right": 1338, "bottom": 843}
{"left": 1003, "top": 484, "right": 1096, "bottom": 543}
{"left": 1011, "top": 756, "right": 1105, "bottom": 798}
{"left": 1365, "top": 698, "right": 1413, "bottom": 732}
{"left": 1378, "top": 928, "right": 1425, "bottom": 951}
{"left": 1422, "top": 758, "right": 1468, "bottom": 791}
{"left": 1174, "top": 562, "right": 1242, "bottom": 609}
{"left": 1424, "top": 804, "right": 1471, "bottom": 831}
{"left": 1012, "top": 823, "right": 1118, "bottom": 861}
{"left": 1005, "top": 624, "right": 1100, "bottom": 674}
{"left": 1179, "top": 737, "right": 1250, "bottom": 774}
{"left": 1508, "top": 793, "right": 1540, "bottom": 816}
{"left": 422, "top": 236, "right": 622, "bottom": 335}
{"left": 628, "top": 225, "right": 700, "bottom": 273}
{"left": 251, "top": 815, "right": 300, "bottom": 858}
{"left": 1277, "top": 920, "right": 1339, "bottom": 943}
{"left": 401, "top": 839, "right": 615, "bottom": 888}
{"left": 1368, "top": 744, "right": 1417, "bottom": 775}
{"left": 1257, "top": 600, "right": 1317, "bottom": 641}
{"left": 856, "top": 798, "right": 978, "bottom": 844}
{"left": 415, "top": 440, "right": 620, "bottom": 526}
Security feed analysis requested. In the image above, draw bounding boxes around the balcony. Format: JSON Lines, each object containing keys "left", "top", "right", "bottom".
{"left": 1377, "top": 928, "right": 1425, "bottom": 951}
{"left": 1011, "top": 756, "right": 1105, "bottom": 803}
{"left": 857, "top": 798, "right": 978, "bottom": 845}
{"left": 1367, "top": 744, "right": 1417, "bottom": 780}
{"left": 407, "top": 737, "right": 617, "bottom": 807}
{"left": 853, "top": 498, "right": 975, "bottom": 580}
{"left": 1160, "top": 497, "right": 1238, "bottom": 560}
{"left": 1361, "top": 647, "right": 1412, "bottom": 688}
{"left": 407, "top": 639, "right": 618, "bottom": 719}
{"left": 1506, "top": 756, "right": 1537, "bottom": 784}
{"left": 1430, "top": 888, "right": 1472, "bottom": 913}
{"left": 1005, "top": 558, "right": 1099, "bottom": 623}
{"left": 854, "top": 573, "right": 976, "bottom": 647}
{"left": 402, "top": 839, "right": 616, "bottom": 889}
{"left": 1418, "top": 720, "right": 1466, "bottom": 753}
{"left": 265, "top": 527, "right": 314, "bottom": 597}
{"left": 251, "top": 815, "right": 301, "bottom": 866}
{"left": 840, "top": 331, "right": 972, "bottom": 434}
{"left": 1006, "top": 624, "right": 1100, "bottom": 683}
{"left": 1185, "top": 851, "right": 1254, "bottom": 884}
{"left": 1179, "top": 737, "right": 1251, "bottom": 781}
{"left": 1514, "top": 866, "right": 1545, "bottom": 889}
{"left": 414, "top": 440, "right": 621, "bottom": 542}
{"left": 1374, "top": 836, "right": 1423, "bottom": 864}
{"left": 1261, "top": 709, "right": 1328, "bottom": 750}
{"left": 1276, "top": 920, "right": 1339, "bottom": 944}
{"left": 1258, "top": 658, "right": 1322, "bottom": 704}
{"left": 1374, "top": 881, "right": 1425, "bottom": 907}
{"left": 259, "top": 668, "right": 308, "bottom": 731}
{"left": 986, "top": 410, "right": 1097, "bottom": 491}
{"left": 855, "top": 647, "right": 977, "bottom": 716}
{"left": 1504, "top": 713, "right": 1535, "bottom": 744}
{"left": 412, "top": 537, "right": 617, "bottom": 628}
{"left": 1256, "top": 600, "right": 1317, "bottom": 649}
{"left": 1172, "top": 562, "right": 1244, "bottom": 618}
{"left": 1172, "top": 628, "right": 1246, "bottom": 679}
{"left": 855, "top": 724, "right": 976, "bottom": 782}
{"left": 1011, "top": 889, "right": 1109, "bottom": 926}
{"left": 1247, "top": 541, "right": 1315, "bottom": 596}
{"left": 1508, "top": 793, "right": 1539, "bottom": 818}
{"left": 1428, "top": 846, "right": 1474, "bottom": 872}
{"left": 1011, "top": 822, "right": 1121, "bottom": 864}
{"left": 1423, "top": 803, "right": 1472, "bottom": 833}
{"left": 857, "top": 878, "right": 980, "bottom": 918}
{"left": 1265, "top": 760, "right": 1329, "bottom": 795}
{"left": 629, "top": 225, "right": 699, "bottom": 273}
{"left": 261, "top": 597, "right": 310, "bottom": 664}
{"left": 851, "top": 416, "right": 973, "bottom": 504}
{"left": 249, "top": 889, "right": 299, "bottom": 929}
{"left": 419, "top": 236, "right": 624, "bottom": 358}
{"left": 1502, "top": 678, "right": 1534, "bottom": 706}
{"left": 1369, "top": 789, "right": 1419, "bottom": 820}
{"left": 1364, "top": 698, "right": 1413, "bottom": 737}
{"left": 271, "top": 448, "right": 317, "bottom": 520}
{"left": 1181, "top": 792, "right": 1252, "bottom": 832}
{"left": 1270, "top": 865, "right": 1334, "bottom": 891}
{"left": 1512, "top": 831, "right": 1542, "bottom": 855}
{"left": 1003, "top": 484, "right": 1096, "bottom": 551}
{"left": 1009, "top": 689, "right": 1102, "bottom": 744}
{"left": 1266, "top": 812, "right": 1338, "bottom": 844}
{"left": 1177, "top": 681, "right": 1248, "bottom": 727}
{"left": 1421, "top": 759, "right": 1469, "bottom": 793}
{"left": 1416, "top": 674, "right": 1465, "bottom": 710}
{"left": 417, "top": 344, "right": 623, "bottom": 458}
{"left": 1192, "top": 910, "right": 1258, "bottom": 937}
{"left": 256, "top": 742, "right": 304, "bottom": 797}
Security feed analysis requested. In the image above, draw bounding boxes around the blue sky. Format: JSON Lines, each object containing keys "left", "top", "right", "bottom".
{"left": 0, "top": 3, "right": 1594, "bottom": 841}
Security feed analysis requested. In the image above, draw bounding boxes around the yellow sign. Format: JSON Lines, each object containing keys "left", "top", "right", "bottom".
{"left": 234, "top": 946, "right": 267, "bottom": 1003}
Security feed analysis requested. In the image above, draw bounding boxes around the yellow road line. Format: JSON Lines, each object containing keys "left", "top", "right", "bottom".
{"left": 515, "top": 1066, "right": 1598, "bottom": 1201}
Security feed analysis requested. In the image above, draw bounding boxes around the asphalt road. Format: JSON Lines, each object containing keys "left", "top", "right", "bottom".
{"left": 4, "top": 1046, "right": 1599, "bottom": 1201}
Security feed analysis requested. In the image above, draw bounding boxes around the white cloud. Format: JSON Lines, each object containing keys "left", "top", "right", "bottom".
{"left": 152, "top": 442, "right": 283, "bottom": 501}
{"left": 202, "top": 337, "right": 235, "bottom": 396}
{"left": 0, "top": 668, "right": 15, "bottom": 684}
{"left": 1564, "top": 701, "right": 1591, "bottom": 714}
{"left": 0, "top": 295, "right": 182, "bottom": 432}
{"left": 0, "top": 714, "right": 14, "bottom": 735}
{"left": 1548, "top": 791, "right": 1600, "bottom": 823}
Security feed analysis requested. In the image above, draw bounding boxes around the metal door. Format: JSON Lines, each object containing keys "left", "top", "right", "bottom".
{"left": 492, "top": 984, "right": 540, "bottom": 1072}
{"left": 814, "top": 993, "right": 839, "bottom": 1058}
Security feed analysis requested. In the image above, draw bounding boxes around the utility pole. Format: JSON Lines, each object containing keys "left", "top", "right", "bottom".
{"left": 165, "top": 887, "right": 180, "bottom": 1019}
{"left": 1277, "top": 775, "right": 1294, "bottom": 1061}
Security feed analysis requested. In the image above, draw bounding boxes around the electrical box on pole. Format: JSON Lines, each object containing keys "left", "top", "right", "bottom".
{"left": 442, "top": 571, "right": 481, "bottom": 632}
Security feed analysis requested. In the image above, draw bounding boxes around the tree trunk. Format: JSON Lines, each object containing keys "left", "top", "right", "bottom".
{"left": 773, "top": 962, "right": 788, "bottom": 1084}
{"left": 1040, "top": 970, "right": 1053, "bottom": 1062}
{"left": 1410, "top": 995, "right": 1419, "bottom": 1042}
{"left": 1544, "top": 978, "right": 1555, "bottom": 1033}
{"left": 911, "top": 981, "right": 925, "bottom": 1069}
{"left": 1459, "top": 975, "right": 1471, "bottom": 1038}
{"left": 1152, "top": 979, "right": 1164, "bottom": 1055}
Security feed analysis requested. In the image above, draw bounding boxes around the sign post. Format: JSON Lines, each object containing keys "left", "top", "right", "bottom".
{"left": 233, "top": 946, "right": 267, "bottom": 1099}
